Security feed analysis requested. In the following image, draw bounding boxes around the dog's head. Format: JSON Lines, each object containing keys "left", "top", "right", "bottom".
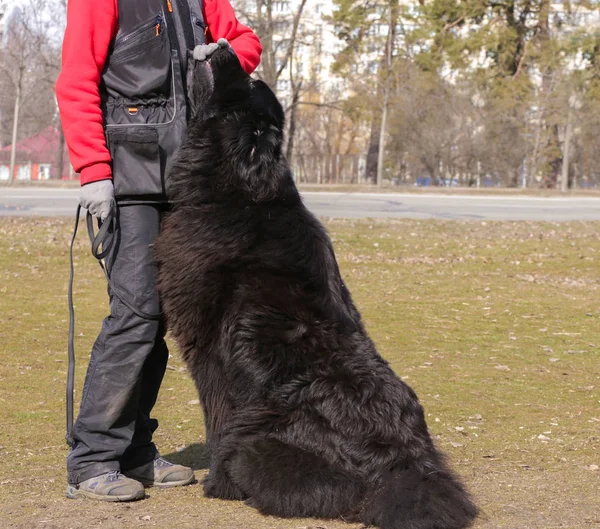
{"left": 217, "top": 76, "right": 285, "bottom": 174}
{"left": 184, "top": 43, "right": 291, "bottom": 203}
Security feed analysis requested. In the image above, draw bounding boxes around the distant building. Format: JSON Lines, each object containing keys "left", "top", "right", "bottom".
{"left": 0, "top": 3, "right": 6, "bottom": 44}
{"left": 550, "top": 0, "right": 600, "bottom": 32}
{"left": 0, "top": 4, "right": 21, "bottom": 47}
{"left": 243, "top": 0, "right": 422, "bottom": 102}
{"left": 275, "top": 0, "right": 342, "bottom": 97}
{"left": 0, "top": 127, "right": 73, "bottom": 181}
{"left": 232, "top": 0, "right": 344, "bottom": 102}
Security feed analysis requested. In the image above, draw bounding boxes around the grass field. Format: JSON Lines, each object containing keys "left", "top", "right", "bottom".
{"left": 0, "top": 216, "right": 598, "bottom": 529}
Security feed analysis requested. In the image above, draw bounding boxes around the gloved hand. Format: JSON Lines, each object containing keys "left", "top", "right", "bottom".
{"left": 193, "top": 38, "right": 232, "bottom": 61}
{"left": 193, "top": 42, "right": 219, "bottom": 61}
{"left": 79, "top": 180, "right": 115, "bottom": 221}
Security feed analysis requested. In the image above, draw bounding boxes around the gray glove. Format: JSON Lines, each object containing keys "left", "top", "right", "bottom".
{"left": 192, "top": 38, "right": 231, "bottom": 61}
{"left": 79, "top": 180, "right": 115, "bottom": 221}
{"left": 193, "top": 42, "right": 219, "bottom": 61}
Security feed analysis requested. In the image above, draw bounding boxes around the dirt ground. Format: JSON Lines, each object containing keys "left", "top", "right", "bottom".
{"left": 0, "top": 217, "right": 598, "bottom": 528}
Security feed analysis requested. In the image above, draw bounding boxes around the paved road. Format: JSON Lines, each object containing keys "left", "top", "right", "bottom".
{"left": 1, "top": 187, "right": 599, "bottom": 221}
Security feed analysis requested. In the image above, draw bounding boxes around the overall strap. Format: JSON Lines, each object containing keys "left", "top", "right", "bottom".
{"left": 188, "top": 0, "right": 205, "bottom": 27}
{"left": 163, "top": 0, "right": 197, "bottom": 79}
{"left": 176, "top": 0, "right": 196, "bottom": 51}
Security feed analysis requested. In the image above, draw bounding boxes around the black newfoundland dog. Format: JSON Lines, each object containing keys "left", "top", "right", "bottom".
{"left": 155, "top": 40, "right": 477, "bottom": 529}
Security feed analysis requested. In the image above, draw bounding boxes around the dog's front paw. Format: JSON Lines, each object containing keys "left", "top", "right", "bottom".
{"left": 198, "top": 37, "right": 245, "bottom": 91}
{"left": 208, "top": 39, "right": 238, "bottom": 67}
{"left": 203, "top": 471, "right": 245, "bottom": 500}
{"left": 187, "top": 54, "right": 214, "bottom": 119}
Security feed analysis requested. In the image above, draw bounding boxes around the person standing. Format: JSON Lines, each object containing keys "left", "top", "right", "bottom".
{"left": 56, "top": 0, "right": 261, "bottom": 502}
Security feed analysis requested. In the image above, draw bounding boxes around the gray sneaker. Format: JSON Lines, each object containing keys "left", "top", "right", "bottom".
{"left": 66, "top": 471, "right": 145, "bottom": 502}
{"left": 123, "top": 457, "right": 196, "bottom": 488}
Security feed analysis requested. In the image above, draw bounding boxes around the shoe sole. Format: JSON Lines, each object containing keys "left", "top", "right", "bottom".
{"left": 66, "top": 487, "right": 145, "bottom": 502}
{"left": 136, "top": 474, "right": 197, "bottom": 489}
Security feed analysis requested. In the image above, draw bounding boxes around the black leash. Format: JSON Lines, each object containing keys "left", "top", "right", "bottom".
{"left": 66, "top": 205, "right": 81, "bottom": 448}
{"left": 66, "top": 204, "right": 161, "bottom": 448}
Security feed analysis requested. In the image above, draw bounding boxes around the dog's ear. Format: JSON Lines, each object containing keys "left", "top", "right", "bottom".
{"left": 187, "top": 50, "right": 215, "bottom": 120}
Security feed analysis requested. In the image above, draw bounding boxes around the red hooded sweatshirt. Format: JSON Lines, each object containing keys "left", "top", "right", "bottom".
{"left": 56, "top": 0, "right": 262, "bottom": 186}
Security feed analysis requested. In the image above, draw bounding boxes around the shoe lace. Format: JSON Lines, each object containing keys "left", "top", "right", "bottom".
{"left": 106, "top": 470, "right": 121, "bottom": 482}
{"left": 155, "top": 457, "right": 171, "bottom": 469}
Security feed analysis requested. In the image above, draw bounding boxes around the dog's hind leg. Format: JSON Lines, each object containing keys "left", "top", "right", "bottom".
{"left": 360, "top": 453, "right": 478, "bottom": 529}
{"left": 226, "top": 437, "right": 366, "bottom": 520}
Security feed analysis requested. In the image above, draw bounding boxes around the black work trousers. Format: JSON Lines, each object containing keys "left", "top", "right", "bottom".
{"left": 67, "top": 204, "right": 168, "bottom": 485}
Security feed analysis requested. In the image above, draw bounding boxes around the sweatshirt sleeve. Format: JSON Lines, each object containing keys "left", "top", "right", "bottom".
{"left": 55, "top": 0, "right": 118, "bottom": 186}
{"left": 203, "top": 0, "right": 262, "bottom": 74}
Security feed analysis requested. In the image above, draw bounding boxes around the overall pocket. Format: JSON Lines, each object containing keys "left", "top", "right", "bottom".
{"left": 112, "top": 14, "right": 165, "bottom": 60}
{"left": 103, "top": 13, "right": 171, "bottom": 99}
{"left": 107, "top": 128, "right": 164, "bottom": 200}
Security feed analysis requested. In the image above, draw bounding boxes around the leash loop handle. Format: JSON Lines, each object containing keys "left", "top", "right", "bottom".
{"left": 87, "top": 206, "right": 115, "bottom": 260}
{"left": 85, "top": 206, "right": 162, "bottom": 321}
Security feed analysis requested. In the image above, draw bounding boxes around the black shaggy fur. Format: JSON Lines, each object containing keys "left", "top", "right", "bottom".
{"left": 154, "top": 46, "right": 478, "bottom": 529}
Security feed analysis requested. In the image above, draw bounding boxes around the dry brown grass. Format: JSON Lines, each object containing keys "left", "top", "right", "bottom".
{"left": 0, "top": 216, "right": 598, "bottom": 529}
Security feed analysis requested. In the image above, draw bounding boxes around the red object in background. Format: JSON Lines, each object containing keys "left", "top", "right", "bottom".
{"left": 0, "top": 126, "right": 73, "bottom": 180}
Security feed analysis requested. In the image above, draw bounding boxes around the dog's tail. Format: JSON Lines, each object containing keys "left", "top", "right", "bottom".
{"left": 360, "top": 453, "right": 478, "bottom": 529}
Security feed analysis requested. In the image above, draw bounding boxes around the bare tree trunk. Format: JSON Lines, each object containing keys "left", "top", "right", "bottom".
{"left": 376, "top": 6, "right": 395, "bottom": 187}
{"left": 333, "top": 153, "right": 339, "bottom": 183}
{"left": 376, "top": 90, "right": 389, "bottom": 186}
{"left": 529, "top": 112, "right": 543, "bottom": 186}
{"left": 286, "top": 81, "right": 302, "bottom": 161}
{"left": 561, "top": 104, "right": 572, "bottom": 192}
{"left": 274, "top": 0, "right": 308, "bottom": 82}
{"left": 286, "top": 99, "right": 298, "bottom": 161}
{"left": 56, "top": 121, "right": 65, "bottom": 179}
{"left": 8, "top": 82, "right": 21, "bottom": 185}
{"left": 255, "top": 0, "right": 275, "bottom": 88}
{"left": 254, "top": 0, "right": 307, "bottom": 91}
{"left": 539, "top": 0, "right": 563, "bottom": 188}
{"left": 528, "top": 70, "right": 557, "bottom": 187}
{"left": 365, "top": 120, "right": 379, "bottom": 183}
